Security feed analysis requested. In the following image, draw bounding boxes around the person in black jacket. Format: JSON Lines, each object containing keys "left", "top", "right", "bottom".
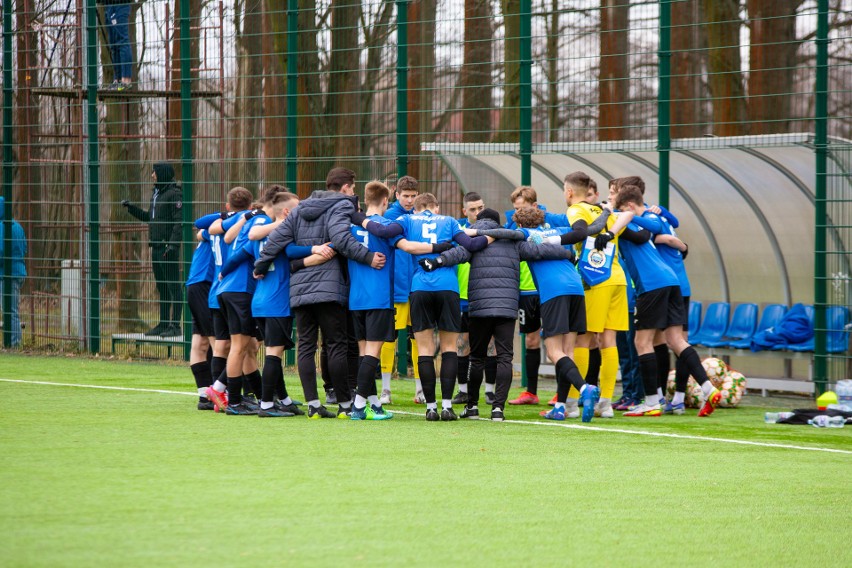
{"left": 122, "top": 162, "right": 183, "bottom": 336}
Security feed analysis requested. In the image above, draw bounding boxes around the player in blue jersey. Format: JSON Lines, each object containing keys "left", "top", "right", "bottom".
{"left": 356, "top": 192, "right": 489, "bottom": 421}
{"left": 379, "top": 175, "right": 422, "bottom": 403}
{"left": 203, "top": 187, "right": 253, "bottom": 412}
{"left": 186, "top": 211, "right": 220, "bottom": 410}
{"left": 613, "top": 186, "right": 721, "bottom": 418}
{"left": 511, "top": 206, "right": 607, "bottom": 422}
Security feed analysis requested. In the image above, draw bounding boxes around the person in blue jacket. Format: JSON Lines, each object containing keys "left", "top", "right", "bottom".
{"left": 0, "top": 197, "right": 27, "bottom": 347}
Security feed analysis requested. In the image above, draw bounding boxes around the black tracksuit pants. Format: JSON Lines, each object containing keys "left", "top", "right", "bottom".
{"left": 294, "top": 302, "right": 351, "bottom": 405}
{"left": 152, "top": 244, "right": 182, "bottom": 326}
{"left": 468, "top": 316, "right": 515, "bottom": 409}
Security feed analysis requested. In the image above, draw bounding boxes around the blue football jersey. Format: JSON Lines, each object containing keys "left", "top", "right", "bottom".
{"left": 250, "top": 237, "right": 291, "bottom": 318}
{"left": 395, "top": 210, "right": 463, "bottom": 293}
{"left": 186, "top": 237, "right": 214, "bottom": 286}
{"left": 348, "top": 215, "right": 397, "bottom": 310}
{"left": 520, "top": 227, "right": 584, "bottom": 303}
{"left": 618, "top": 221, "right": 680, "bottom": 295}
{"left": 218, "top": 215, "right": 269, "bottom": 295}
{"left": 385, "top": 201, "right": 415, "bottom": 303}
{"left": 655, "top": 217, "right": 691, "bottom": 297}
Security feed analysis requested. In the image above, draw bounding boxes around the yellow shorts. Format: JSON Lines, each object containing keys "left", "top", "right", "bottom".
{"left": 394, "top": 302, "right": 412, "bottom": 331}
{"left": 584, "top": 285, "right": 628, "bottom": 333}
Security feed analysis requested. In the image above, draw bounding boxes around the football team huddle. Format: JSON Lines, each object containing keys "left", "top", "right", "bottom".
{"left": 185, "top": 167, "right": 723, "bottom": 422}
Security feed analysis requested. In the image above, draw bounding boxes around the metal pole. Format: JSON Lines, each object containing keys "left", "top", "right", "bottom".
{"left": 285, "top": 0, "right": 298, "bottom": 191}
{"left": 657, "top": 0, "right": 671, "bottom": 209}
{"left": 85, "top": 0, "right": 100, "bottom": 353}
{"left": 179, "top": 0, "right": 193, "bottom": 356}
{"left": 395, "top": 0, "right": 409, "bottom": 377}
{"left": 813, "top": 0, "right": 829, "bottom": 396}
{"left": 519, "top": 0, "right": 532, "bottom": 387}
{"left": 285, "top": 0, "right": 298, "bottom": 367}
{"left": 2, "top": 0, "right": 13, "bottom": 348}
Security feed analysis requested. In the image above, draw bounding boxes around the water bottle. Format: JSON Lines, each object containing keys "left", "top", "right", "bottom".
{"left": 808, "top": 415, "right": 846, "bottom": 428}
{"left": 836, "top": 380, "right": 852, "bottom": 406}
{"left": 764, "top": 412, "right": 794, "bottom": 424}
{"left": 827, "top": 403, "right": 852, "bottom": 412}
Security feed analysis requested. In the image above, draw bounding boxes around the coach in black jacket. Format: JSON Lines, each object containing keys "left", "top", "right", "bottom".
{"left": 122, "top": 162, "right": 183, "bottom": 337}
{"left": 255, "top": 167, "right": 384, "bottom": 416}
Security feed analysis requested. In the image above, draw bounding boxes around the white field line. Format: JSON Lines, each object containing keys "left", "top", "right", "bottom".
{"left": 2, "top": 378, "right": 850, "bottom": 456}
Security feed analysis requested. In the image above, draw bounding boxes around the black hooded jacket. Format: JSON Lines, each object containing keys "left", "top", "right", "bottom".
{"left": 126, "top": 162, "right": 183, "bottom": 247}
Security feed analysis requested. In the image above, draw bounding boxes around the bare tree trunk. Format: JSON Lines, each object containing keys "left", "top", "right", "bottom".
{"left": 460, "top": 0, "right": 492, "bottom": 143}
{"left": 598, "top": 0, "right": 629, "bottom": 141}
{"left": 407, "top": 0, "right": 437, "bottom": 181}
{"left": 703, "top": 0, "right": 748, "bottom": 136}
{"left": 167, "top": 0, "right": 201, "bottom": 160}
{"left": 262, "top": 1, "right": 286, "bottom": 185}
{"left": 231, "top": 0, "right": 263, "bottom": 188}
{"left": 326, "top": 0, "right": 363, "bottom": 176}
{"left": 747, "top": 0, "right": 801, "bottom": 134}
{"left": 671, "top": 0, "right": 703, "bottom": 138}
{"left": 493, "top": 0, "right": 520, "bottom": 143}
{"left": 545, "top": 0, "right": 560, "bottom": 143}
{"left": 359, "top": 0, "right": 395, "bottom": 167}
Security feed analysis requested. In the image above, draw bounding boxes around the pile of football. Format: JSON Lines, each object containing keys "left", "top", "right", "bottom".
{"left": 665, "top": 357, "right": 747, "bottom": 408}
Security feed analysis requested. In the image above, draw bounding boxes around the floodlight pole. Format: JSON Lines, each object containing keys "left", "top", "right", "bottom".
{"left": 657, "top": 0, "right": 671, "bottom": 209}
{"left": 84, "top": 0, "right": 101, "bottom": 353}
{"left": 2, "top": 0, "right": 13, "bottom": 348}
{"left": 519, "top": 0, "right": 532, "bottom": 388}
{"left": 813, "top": 0, "right": 829, "bottom": 396}
{"left": 179, "top": 0, "right": 194, "bottom": 356}
{"left": 396, "top": 0, "right": 409, "bottom": 377}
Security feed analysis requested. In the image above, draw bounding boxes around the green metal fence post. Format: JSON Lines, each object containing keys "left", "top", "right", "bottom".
{"left": 85, "top": 0, "right": 100, "bottom": 353}
{"left": 519, "top": 0, "right": 532, "bottom": 388}
{"left": 813, "top": 0, "right": 829, "bottom": 396}
{"left": 179, "top": 0, "right": 193, "bottom": 358}
{"left": 657, "top": 0, "right": 671, "bottom": 209}
{"left": 395, "top": 0, "right": 409, "bottom": 378}
{"left": 285, "top": 0, "right": 298, "bottom": 367}
{"left": 2, "top": 0, "right": 13, "bottom": 348}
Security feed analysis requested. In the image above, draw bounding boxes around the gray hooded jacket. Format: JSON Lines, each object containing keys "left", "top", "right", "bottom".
{"left": 255, "top": 191, "right": 374, "bottom": 308}
{"left": 439, "top": 218, "right": 573, "bottom": 319}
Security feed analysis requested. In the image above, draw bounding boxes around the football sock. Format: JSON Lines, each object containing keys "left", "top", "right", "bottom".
{"left": 415, "top": 378, "right": 423, "bottom": 393}
{"left": 356, "top": 355, "right": 380, "bottom": 400}
{"left": 654, "top": 343, "right": 670, "bottom": 393}
{"left": 246, "top": 370, "right": 262, "bottom": 399}
{"left": 573, "top": 347, "right": 590, "bottom": 379}
{"left": 484, "top": 356, "right": 497, "bottom": 385}
{"left": 645, "top": 393, "right": 660, "bottom": 407}
{"left": 440, "top": 352, "right": 458, "bottom": 402}
{"left": 442, "top": 399, "right": 452, "bottom": 410}
{"left": 675, "top": 353, "right": 690, "bottom": 393}
{"left": 600, "top": 346, "right": 618, "bottom": 400}
{"left": 485, "top": 382, "right": 495, "bottom": 394}
{"left": 700, "top": 380, "right": 717, "bottom": 398}
{"left": 586, "top": 347, "right": 601, "bottom": 386}
{"left": 212, "top": 380, "right": 226, "bottom": 393}
{"left": 525, "top": 348, "right": 541, "bottom": 394}
{"left": 381, "top": 372, "right": 392, "bottom": 392}
{"left": 260, "top": 401, "right": 274, "bottom": 410}
{"left": 260, "top": 356, "right": 281, "bottom": 403}
{"left": 190, "top": 362, "right": 212, "bottom": 390}
{"left": 555, "top": 356, "right": 585, "bottom": 401}
{"left": 197, "top": 388, "right": 206, "bottom": 398}
{"left": 638, "top": 353, "right": 659, "bottom": 401}
{"left": 679, "top": 346, "right": 711, "bottom": 386}
{"left": 211, "top": 356, "right": 226, "bottom": 387}
{"left": 241, "top": 375, "right": 251, "bottom": 397}
{"left": 426, "top": 402, "right": 437, "bottom": 411}
{"left": 380, "top": 341, "right": 395, "bottom": 374}
{"left": 457, "top": 355, "right": 470, "bottom": 386}
{"left": 354, "top": 394, "right": 368, "bottom": 410}
{"left": 672, "top": 392, "right": 685, "bottom": 405}
{"left": 307, "top": 399, "right": 320, "bottom": 409}
{"left": 411, "top": 339, "right": 420, "bottom": 379}
{"left": 226, "top": 375, "right": 243, "bottom": 405}
{"left": 281, "top": 396, "right": 293, "bottom": 406}
{"left": 418, "top": 356, "right": 437, "bottom": 404}
{"left": 368, "top": 395, "right": 380, "bottom": 407}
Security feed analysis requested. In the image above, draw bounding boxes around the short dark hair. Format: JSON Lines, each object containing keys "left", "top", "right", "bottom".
{"left": 563, "top": 171, "right": 591, "bottom": 192}
{"left": 510, "top": 186, "right": 537, "bottom": 204}
{"left": 272, "top": 191, "right": 299, "bottom": 207}
{"left": 463, "top": 192, "right": 483, "bottom": 204}
{"left": 617, "top": 176, "right": 645, "bottom": 194}
{"left": 513, "top": 206, "right": 545, "bottom": 229}
{"left": 396, "top": 175, "right": 419, "bottom": 193}
{"left": 261, "top": 184, "right": 286, "bottom": 204}
{"left": 365, "top": 180, "right": 391, "bottom": 206}
{"left": 227, "top": 187, "right": 253, "bottom": 210}
{"left": 476, "top": 208, "right": 500, "bottom": 224}
{"left": 413, "top": 193, "right": 438, "bottom": 211}
{"left": 326, "top": 167, "right": 356, "bottom": 191}
{"left": 613, "top": 185, "right": 644, "bottom": 209}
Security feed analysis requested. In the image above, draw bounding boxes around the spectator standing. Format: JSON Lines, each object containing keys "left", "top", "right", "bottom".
{"left": 0, "top": 197, "right": 27, "bottom": 347}
{"left": 99, "top": 1, "right": 134, "bottom": 90}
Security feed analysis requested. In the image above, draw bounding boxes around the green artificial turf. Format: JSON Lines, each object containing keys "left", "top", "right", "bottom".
{"left": 1, "top": 353, "right": 851, "bottom": 567}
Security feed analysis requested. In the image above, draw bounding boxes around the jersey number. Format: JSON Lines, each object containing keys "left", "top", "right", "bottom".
{"left": 211, "top": 235, "right": 223, "bottom": 266}
{"left": 422, "top": 223, "right": 438, "bottom": 244}
{"left": 356, "top": 229, "right": 370, "bottom": 249}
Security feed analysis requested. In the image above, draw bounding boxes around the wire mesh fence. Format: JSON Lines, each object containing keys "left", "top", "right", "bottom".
{"left": 1, "top": 0, "right": 850, "bottom": 391}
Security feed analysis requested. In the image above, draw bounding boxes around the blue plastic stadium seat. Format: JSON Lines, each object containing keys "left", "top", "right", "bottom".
{"left": 727, "top": 304, "right": 786, "bottom": 349}
{"left": 702, "top": 303, "right": 758, "bottom": 348}
{"left": 787, "top": 305, "right": 850, "bottom": 353}
{"left": 771, "top": 304, "right": 815, "bottom": 351}
{"left": 690, "top": 302, "right": 730, "bottom": 347}
{"left": 687, "top": 301, "right": 702, "bottom": 337}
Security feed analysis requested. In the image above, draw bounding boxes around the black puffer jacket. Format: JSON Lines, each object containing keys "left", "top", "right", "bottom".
{"left": 125, "top": 162, "right": 182, "bottom": 247}
{"left": 255, "top": 190, "right": 375, "bottom": 308}
{"left": 439, "top": 218, "right": 573, "bottom": 319}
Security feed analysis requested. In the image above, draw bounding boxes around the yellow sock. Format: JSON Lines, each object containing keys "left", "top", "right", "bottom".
{"left": 380, "top": 341, "right": 395, "bottom": 374}
{"left": 568, "top": 347, "right": 590, "bottom": 400}
{"left": 411, "top": 339, "right": 420, "bottom": 379}
{"left": 600, "top": 346, "right": 618, "bottom": 399}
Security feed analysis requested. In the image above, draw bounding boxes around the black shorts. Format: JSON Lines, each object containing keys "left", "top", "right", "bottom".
{"left": 218, "top": 292, "right": 257, "bottom": 337}
{"left": 460, "top": 310, "right": 470, "bottom": 334}
{"left": 634, "top": 286, "right": 687, "bottom": 331}
{"left": 255, "top": 316, "right": 294, "bottom": 349}
{"left": 352, "top": 309, "right": 395, "bottom": 342}
{"left": 212, "top": 308, "right": 230, "bottom": 341}
{"left": 518, "top": 294, "right": 541, "bottom": 334}
{"left": 540, "top": 295, "right": 586, "bottom": 338}
{"left": 682, "top": 295, "right": 691, "bottom": 332}
{"left": 187, "top": 281, "right": 214, "bottom": 337}
{"left": 410, "top": 290, "right": 461, "bottom": 333}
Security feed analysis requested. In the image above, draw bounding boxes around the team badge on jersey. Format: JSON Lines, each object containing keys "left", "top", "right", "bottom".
{"left": 578, "top": 236, "right": 614, "bottom": 286}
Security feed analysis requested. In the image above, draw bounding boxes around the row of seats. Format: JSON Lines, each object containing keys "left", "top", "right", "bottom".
{"left": 688, "top": 301, "right": 851, "bottom": 353}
